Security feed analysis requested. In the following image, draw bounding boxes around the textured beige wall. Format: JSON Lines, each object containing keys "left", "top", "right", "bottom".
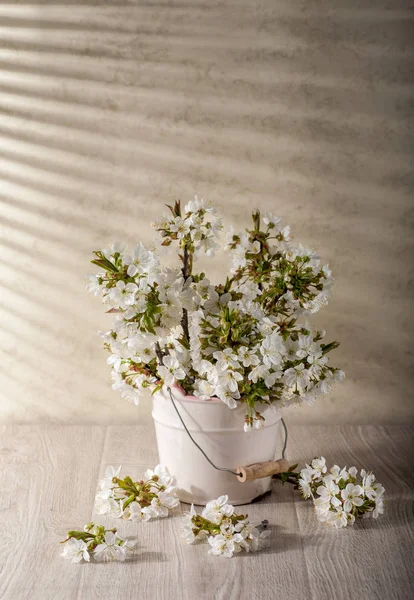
{"left": 0, "top": 1, "right": 413, "bottom": 426}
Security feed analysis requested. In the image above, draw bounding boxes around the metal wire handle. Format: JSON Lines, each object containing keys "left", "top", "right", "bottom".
{"left": 167, "top": 387, "right": 288, "bottom": 478}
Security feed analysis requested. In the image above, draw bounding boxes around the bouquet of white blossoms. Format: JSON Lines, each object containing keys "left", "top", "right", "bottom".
{"left": 87, "top": 197, "right": 344, "bottom": 430}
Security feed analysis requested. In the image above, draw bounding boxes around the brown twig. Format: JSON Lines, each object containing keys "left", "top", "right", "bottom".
{"left": 155, "top": 342, "right": 165, "bottom": 365}
{"left": 180, "top": 243, "right": 192, "bottom": 343}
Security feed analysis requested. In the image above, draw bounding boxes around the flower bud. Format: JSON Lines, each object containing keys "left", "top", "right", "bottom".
{"left": 244, "top": 416, "right": 253, "bottom": 432}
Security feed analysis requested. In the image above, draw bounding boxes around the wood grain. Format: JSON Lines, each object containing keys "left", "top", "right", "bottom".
{"left": 0, "top": 425, "right": 412, "bottom": 600}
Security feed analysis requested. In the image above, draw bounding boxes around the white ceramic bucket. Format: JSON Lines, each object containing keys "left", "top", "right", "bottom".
{"left": 152, "top": 386, "right": 283, "bottom": 506}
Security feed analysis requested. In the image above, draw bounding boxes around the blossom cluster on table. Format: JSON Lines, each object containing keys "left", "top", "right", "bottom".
{"left": 95, "top": 464, "right": 180, "bottom": 521}
{"left": 87, "top": 197, "right": 343, "bottom": 430}
{"left": 61, "top": 523, "right": 136, "bottom": 563}
{"left": 182, "top": 495, "right": 271, "bottom": 558}
{"left": 298, "top": 457, "right": 385, "bottom": 528}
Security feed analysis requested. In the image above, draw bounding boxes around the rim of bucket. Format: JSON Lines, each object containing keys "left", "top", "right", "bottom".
{"left": 161, "top": 383, "right": 222, "bottom": 404}
{"left": 156, "top": 384, "right": 283, "bottom": 419}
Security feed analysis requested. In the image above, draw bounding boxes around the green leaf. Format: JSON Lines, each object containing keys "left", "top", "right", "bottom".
{"left": 66, "top": 531, "right": 93, "bottom": 541}
{"left": 122, "top": 494, "right": 136, "bottom": 511}
{"left": 252, "top": 209, "right": 261, "bottom": 231}
{"left": 321, "top": 341, "right": 340, "bottom": 355}
{"left": 91, "top": 257, "right": 118, "bottom": 273}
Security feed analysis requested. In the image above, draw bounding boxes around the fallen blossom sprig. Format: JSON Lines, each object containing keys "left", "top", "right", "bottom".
{"left": 95, "top": 464, "right": 180, "bottom": 521}
{"left": 60, "top": 523, "right": 136, "bottom": 563}
{"left": 182, "top": 495, "right": 271, "bottom": 558}
{"left": 275, "top": 456, "right": 385, "bottom": 528}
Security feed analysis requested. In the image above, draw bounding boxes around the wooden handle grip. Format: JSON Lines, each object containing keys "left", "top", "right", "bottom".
{"left": 237, "top": 458, "right": 290, "bottom": 482}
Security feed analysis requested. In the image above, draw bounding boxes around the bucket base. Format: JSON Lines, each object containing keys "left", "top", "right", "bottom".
{"left": 179, "top": 489, "right": 272, "bottom": 507}
{"left": 177, "top": 487, "right": 272, "bottom": 507}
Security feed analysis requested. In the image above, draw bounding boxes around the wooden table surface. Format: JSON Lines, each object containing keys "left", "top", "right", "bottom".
{"left": 0, "top": 424, "right": 412, "bottom": 600}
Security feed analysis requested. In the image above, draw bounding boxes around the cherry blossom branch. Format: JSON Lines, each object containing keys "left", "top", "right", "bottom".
{"left": 182, "top": 495, "right": 271, "bottom": 557}
{"left": 274, "top": 457, "right": 385, "bottom": 528}
{"left": 95, "top": 464, "right": 179, "bottom": 522}
{"left": 180, "top": 243, "right": 192, "bottom": 343}
{"left": 61, "top": 523, "right": 136, "bottom": 563}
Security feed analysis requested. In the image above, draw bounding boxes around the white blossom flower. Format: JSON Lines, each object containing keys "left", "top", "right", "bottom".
{"left": 316, "top": 480, "right": 341, "bottom": 507}
{"left": 348, "top": 466, "right": 358, "bottom": 478}
{"left": 212, "top": 348, "right": 240, "bottom": 370}
{"left": 279, "top": 225, "right": 291, "bottom": 241}
{"left": 182, "top": 505, "right": 205, "bottom": 544}
{"left": 281, "top": 290, "right": 300, "bottom": 310}
{"left": 144, "top": 464, "right": 174, "bottom": 488}
{"left": 202, "top": 495, "right": 234, "bottom": 525}
{"left": 204, "top": 290, "right": 231, "bottom": 314}
{"left": 169, "top": 216, "right": 191, "bottom": 239}
{"left": 325, "top": 465, "right": 349, "bottom": 484}
{"left": 185, "top": 195, "right": 216, "bottom": 214}
{"left": 248, "top": 364, "right": 281, "bottom": 388}
{"left": 85, "top": 274, "right": 103, "bottom": 296}
{"left": 99, "top": 465, "right": 121, "bottom": 491}
{"left": 295, "top": 334, "right": 322, "bottom": 360}
{"left": 193, "top": 378, "right": 217, "bottom": 400}
{"left": 260, "top": 332, "right": 286, "bottom": 367}
{"left": 111, "top": 375, "right": 142, "bottom": 406}
{"left": 109, "top": 281, "right": 138, "bottom": 309}
{"left": 160, "top": 290, "right": 183, "bottom": 328}
{"left": 61, "top": 538, "right": 90, "bottom": 563}
{"left": 287, "top": 244, "right": 320, "bottom": 269}
{"left": 325, "top": 506, "right": 349, "bottom": 529}
{"left": 310, "top": 457, "right": 327, "bottom": 477}
{"left": 315, "top": 371, "right": 345, "bottom": 394}
{"left": 127, "top": 501, "right": 144, "bottom": 522}
{"left": 372, "top": 494, "right": 385, "bottom": 519}
{"left": 216, "top": 369, "right": 243, "bottom": 394}
{"left": 142, "top": 492, "right": 180, "bottom": 519}
{"left": 94, "top": 531, "right": 127, "bottom": 562}
{"left": 157, "top": 355, "right": 186, "bottom": 386}
{"left": 306, "top": 290, "right": 331, "bottom": 314}
{"left": 254, "top": 415, "right": 265, "bottom": 429}
{"left": 95, "top": 493, "right": 124, "bottom": 518}
{"left": 197, "top": 235, "right": 220, "bottom": 257}
{"left": 107, "top": 352, "right": 128, "bottom": 373}
{"left": 123, "top": 242, "right": 158, "bottom": 277}
{"left": 263, "top": 212, "right": 282, "bottom": 228}
{"left": 102, "top": 241, "right": 127, "bottom": 259}
{"left": 341, "top": 483, "right": 364, "bottom": 512}
{"left": 298, "top": 469, "right": 314, "bottom": 498}
{"left": 208, "top": 533, "right": 243, "bottom": 558}
{"left": 283, "top": 363, "right": 310, "bottom": 395}
{"left": 216, "top": 386, "right": 239, "bottom": 409}
{"left": 237, "top": 346, "right": 260, "bottom": 368}
{"left": 313, "top": 496, "right": 331, "bottom": 520}
{"left": 308, "top": 354, "right": 328, "bottom": 378}
{"left": 373, "top": 482, "right": 385, "bottom": 499}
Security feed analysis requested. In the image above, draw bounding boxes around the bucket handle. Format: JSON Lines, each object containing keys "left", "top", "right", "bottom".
{"left": 167, "top": 387, "right": 290, "bottom": 484}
